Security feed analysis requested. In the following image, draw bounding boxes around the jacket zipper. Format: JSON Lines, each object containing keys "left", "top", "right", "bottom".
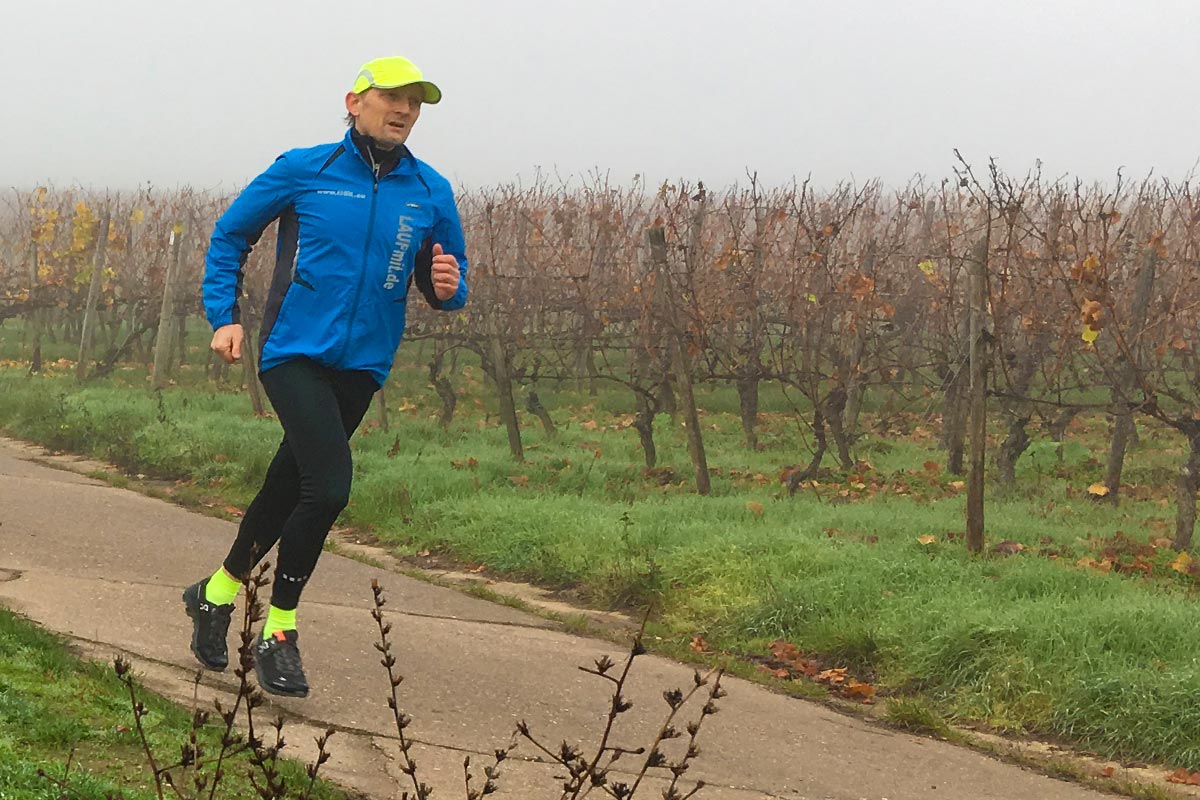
{"left": 340, "top": 156, "right": 381, "bottom": 364}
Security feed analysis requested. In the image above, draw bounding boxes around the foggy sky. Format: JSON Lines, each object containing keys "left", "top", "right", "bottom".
{"left": 4, "top": 0, "right": 1199, "bottom": 192}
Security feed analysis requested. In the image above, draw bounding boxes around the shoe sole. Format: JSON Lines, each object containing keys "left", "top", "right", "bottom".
{"left": 253, "top": 660, "right": 309, "bottom": 698}
{"left": 182, "top": 587, "right": 228, "bottom": 672}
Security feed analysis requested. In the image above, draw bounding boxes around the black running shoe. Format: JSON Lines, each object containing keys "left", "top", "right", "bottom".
{"left": 182, "top": 579, "right": 234, "bottom": 671}
{"left": 254, "top": 630, "right": 309, "bottom": 698}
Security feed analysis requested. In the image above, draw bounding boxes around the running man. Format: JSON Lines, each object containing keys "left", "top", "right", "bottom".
{"left": 185, "top": 55, "right": 468, "bottom": 697}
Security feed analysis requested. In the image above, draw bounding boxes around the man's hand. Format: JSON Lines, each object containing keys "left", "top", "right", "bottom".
{"left": 211, "top": 323, "right": 244, "bottom": 364}
{"left": 431, "top": 243, "right": 460, "bottom": 301}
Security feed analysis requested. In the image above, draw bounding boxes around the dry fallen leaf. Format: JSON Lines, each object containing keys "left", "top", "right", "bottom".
{"left": 990, "top": 540, "right": 1026, "bottom": 556}
{"left": 843, "top": 680, "right": 877, "bottom": 701}
{"left": 769, "top": 640, "right": 802, "bottom": 661}
{"left": 1087, "top": 482, "right": 1111, "bottom": 497}
{"left": 690, "top": 635, "right": 708, "bottom": 653}
{"left": 917, "top": 534, "right": 938, "bottom": 546}
{"left": 816, "top": 667, "right": 848, "bottom": 686}
{"left": 1167, "top": 768, "right": 1200, "bottom": 786}
{"left": 1077, "top": 557, "right": 1114, "bottom": 574}
{"left": 757, "top": 664, "right": 790, "bottom": 679}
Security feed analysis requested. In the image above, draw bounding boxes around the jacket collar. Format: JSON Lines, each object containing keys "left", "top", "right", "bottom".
{"left": 343, "top": 127, "right": 419, "bottom": 177}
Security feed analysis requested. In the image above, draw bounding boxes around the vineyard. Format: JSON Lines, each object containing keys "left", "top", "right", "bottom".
{"left": 3, "top": 166, "right": 1199, "bottom": 550}
{"left": 5, "top": 166, "right": 1200, "bottom": 778}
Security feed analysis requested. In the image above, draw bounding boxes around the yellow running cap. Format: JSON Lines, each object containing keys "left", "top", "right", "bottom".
{"left": 351, "top": 56, "right": 442, "bottom": 104}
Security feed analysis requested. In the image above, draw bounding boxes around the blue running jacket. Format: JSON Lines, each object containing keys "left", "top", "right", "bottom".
{"left": 203, "top": 128, "right": 469, "bottom": 386}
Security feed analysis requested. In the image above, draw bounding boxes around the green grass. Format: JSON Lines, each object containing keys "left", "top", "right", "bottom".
{"left": 1, "top": 337, "right": 1199, "bottom": 775}
{"left": 0, "top": 606, "right": 348, "bottom": 800}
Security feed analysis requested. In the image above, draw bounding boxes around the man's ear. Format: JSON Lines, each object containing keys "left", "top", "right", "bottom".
{"left": 344, "top": 91, "right": 361, "bottom": 118}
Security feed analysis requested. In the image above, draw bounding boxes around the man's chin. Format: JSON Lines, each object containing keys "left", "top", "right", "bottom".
{"left": 381, "top": 129, "right": 409, "bottom": 146}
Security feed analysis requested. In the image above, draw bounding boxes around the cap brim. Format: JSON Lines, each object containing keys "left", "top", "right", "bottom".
{"left": 354, "top": 78, "right": 441, "bottom": 104}
{"left": 415, "top": 81, "right": 442, "bottom": 104}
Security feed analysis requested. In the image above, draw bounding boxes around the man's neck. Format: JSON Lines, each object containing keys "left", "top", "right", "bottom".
{"left": 352, "top": 125, "right": 395, "bottom": 151}
{"left": 351, "top": 127, "right": 405, "bottom": 176}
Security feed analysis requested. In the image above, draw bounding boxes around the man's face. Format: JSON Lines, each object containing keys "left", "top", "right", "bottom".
{"left": 345, "top": 85, "right": 424, "bottom": 149}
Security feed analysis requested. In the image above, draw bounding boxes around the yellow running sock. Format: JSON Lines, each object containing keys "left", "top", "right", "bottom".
{"left": 204, "top": 568, "right": 242, "bottom": 606}
{"left": 263, "top": 606, "right": 297, "bottom": 639}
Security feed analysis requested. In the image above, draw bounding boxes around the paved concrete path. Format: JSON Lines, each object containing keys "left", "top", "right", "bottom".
{"left": 0, "top": 437, "right": 1123, "bottom": 800}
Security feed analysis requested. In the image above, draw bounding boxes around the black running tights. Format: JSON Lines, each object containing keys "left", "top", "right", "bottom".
{"left": 222, "top": 357, "right": 378, "bottom": 610}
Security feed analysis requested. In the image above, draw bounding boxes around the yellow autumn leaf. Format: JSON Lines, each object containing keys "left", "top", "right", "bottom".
{"left": 805, "top": 293, "right": 818, "bottom": 304}
{"left": 917, "top": 259, "right": 936, "bottom": 276}
{"left": 70, "top": 202, "right": 97, "bottom": 253}
{"left": 917, "top": 534, "right": 938, "bottom": 545}
{"left": 1170, "top": 551, "right": 1193, "bottom": 575}
{"left": 948, "top": 481, "right": 965, "bottom": 491}
{"left": 1082, "top": 325, "right": 1100, "bottom": 344}
{"left": 1081, "top": 253, "right": 1100, "bottom": 271}
{"left": 1087, "top": 483, "right": 1110, "bottom": 497}
{"left": 130, "top": 208, "right": 145, "bottom": 224}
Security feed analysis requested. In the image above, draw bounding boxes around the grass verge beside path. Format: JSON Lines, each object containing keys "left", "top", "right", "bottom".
{"left": 1, "top": 366, "right": 1199, "bottom": 776}
{"left": 0, "top": 605, "right": 347, "bottom": 800}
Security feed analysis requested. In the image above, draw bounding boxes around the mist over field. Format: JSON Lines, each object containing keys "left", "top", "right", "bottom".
{"left": 3, "top": 0, "right": 1200, "bottom": 190}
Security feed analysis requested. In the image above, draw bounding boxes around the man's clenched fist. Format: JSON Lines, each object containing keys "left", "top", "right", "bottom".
{"left": 211, "top": 323, "right": 244, "bottom": 364}
{"left": 431, "top": 243, "right": 460, "bottom": 301}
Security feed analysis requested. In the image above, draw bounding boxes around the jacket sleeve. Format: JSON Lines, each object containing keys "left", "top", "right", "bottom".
{"left": 203, "top": 154, "right": 297, "bottom": 329}
{"left": 427, "top": 190, "right": 469, "bottom": 311}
